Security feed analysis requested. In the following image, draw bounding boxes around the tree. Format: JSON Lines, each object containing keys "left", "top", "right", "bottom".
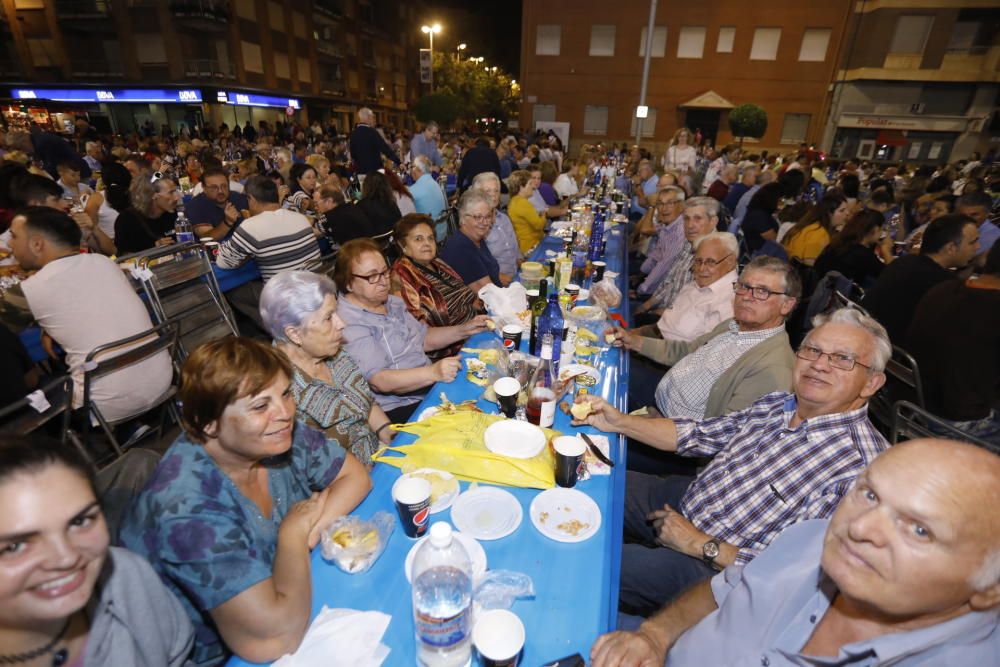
{"left": 728, "top": 104, "right": 768, "bottom": 146}
{"left": 425, "top": 52, "right": 520, "bottom": 127}
{"left": 413, "top": 91, "right": 462, "bottom": 126}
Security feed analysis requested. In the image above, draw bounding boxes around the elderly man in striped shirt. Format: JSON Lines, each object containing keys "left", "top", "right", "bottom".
{"left": 574, "top": 308, "right": 891, "bottom": 616}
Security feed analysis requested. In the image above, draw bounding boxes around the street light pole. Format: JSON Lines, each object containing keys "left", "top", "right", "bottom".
{"left": 636, "top": 0, "right": 657, "bottom": 148}
{"left": 421, "top": 24, "right": 442, "bottom": 93}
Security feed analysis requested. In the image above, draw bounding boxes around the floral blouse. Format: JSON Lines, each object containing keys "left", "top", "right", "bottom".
{"left": 288, "top": 349, "right": 380, "bottom": 465}
{"left": 119, "top": 422, "right": 346, "bottom": 667}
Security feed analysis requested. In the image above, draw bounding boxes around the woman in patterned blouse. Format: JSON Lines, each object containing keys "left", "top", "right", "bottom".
{"left": 390, "top": 214, "right": 485, "bottom": 359}
{"left": 260, "top": 270, "right": 395, "bottom": 465}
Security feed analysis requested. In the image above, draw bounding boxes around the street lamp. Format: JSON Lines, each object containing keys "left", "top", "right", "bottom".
{"left": 421, "top": 23, "right": 442, "bottom": 92}
{"left": 457, "top": 43, "right": 467, "bottom": 57}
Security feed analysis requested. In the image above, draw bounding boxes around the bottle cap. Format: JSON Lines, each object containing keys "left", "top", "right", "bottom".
{"left": 429, "top": 521, "right": 453, "bottom": 548}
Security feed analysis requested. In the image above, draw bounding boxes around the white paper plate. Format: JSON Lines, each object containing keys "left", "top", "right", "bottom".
{"left": 451, "top": 486, "right": 523, "bottom": 540}
{"left": 405, "top": 530, "right": 487, "bottom": 583}
{"left": 393, "top": 468, "right": 460, "bottom": 515}
{"left": 483, "top": 420, "right": 547, "bottom": 459}
{"left": 557, "top": 364, "right": 601, "bottom": 387}
{"left": 530, "top": 488, "right": 602, "bottom": 543}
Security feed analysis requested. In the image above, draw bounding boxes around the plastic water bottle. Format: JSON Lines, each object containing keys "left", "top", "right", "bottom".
{"left": 174, "top": 211, "right": 195, "bottom": 245}
{"left": 537, "top": 292, "right": 565, "bottom": 373}
{"left": 412, "top": 522, "right": 473, "bottom": 667}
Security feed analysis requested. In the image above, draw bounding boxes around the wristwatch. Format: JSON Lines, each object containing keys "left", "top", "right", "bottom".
{"left": 702, "top": 539, "right": 721, "bottom": 567}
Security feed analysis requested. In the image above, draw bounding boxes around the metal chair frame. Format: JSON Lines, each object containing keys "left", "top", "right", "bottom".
{"left": 892, "top": 400, "right": 997, "bottom": 453}
{"left": 0, "top": 374, "right": 82, "bottom": 451}
{"left": 80, "top": 320, "right": 181, "bottom": 458}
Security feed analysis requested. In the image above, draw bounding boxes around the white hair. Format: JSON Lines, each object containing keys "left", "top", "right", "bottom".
{"left": 472, "top": 171, "right": 501, "bottom": 189}
{"left": 275, "top": 148, "right": 292, "bottom": 164}
{"left": 459, "top": 189, "right": 493, "bottom": 217}
{"left": 412, "top": 155, "right": 432, "bottom": 175}
{"left": 259, "top": 270, "right": 338, "bottom": 343}
{"left": 694, "top": 231, "right": 739, "bottom": 257}
{"left": 685, "top": 196, "right": 720, "bottom": 218}
{"left": 809, "top": 307, "right": 892, "bottom": 373}
{"left": 970, "top": 548, "right": 1000, "bottom": 592}
{"left": 85, "top": 141, "right": 99, "bottom": 152}
{"left": 658, "top": 185, "right": 685, "bottom": 202}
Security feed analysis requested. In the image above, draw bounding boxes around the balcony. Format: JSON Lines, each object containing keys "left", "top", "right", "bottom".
{"left": 54, "top": 0, "right": 111, "bottom": 19}
{"left": 316, "top": 43, "right": 343, "bottom": 59}
{"left": 70, "top": 59, "right": 125, "bottom": 78}
{"left": 320, "top": 80, "right": 346, "bottom": 97}
{"left": 183, "top": 58, "right": 235, "bottom": 79}
{"left": 313, "top": 0, "right": 344, "bottom": 20}
{"left": 170, "top": 0, "right": 229, "bottom": 31}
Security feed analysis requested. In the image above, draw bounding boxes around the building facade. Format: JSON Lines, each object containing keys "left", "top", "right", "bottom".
{"left": 0, "top": 0, "right": 425, "bottom": 135}
{"left": 518, "top": 0, "right": 853, "bottom": 156}
{"left": 823, "top": 1, "right": 999, "bottom": 165}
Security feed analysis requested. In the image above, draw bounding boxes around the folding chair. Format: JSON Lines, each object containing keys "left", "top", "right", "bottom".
{"left": 0, "top": 374, "right": 79, "bottom": 450}
{"left": 869, "top": 344, "right": 925, "bottom": 437}
{"left": 306, "top": 251, "right": 338, "bottom": 280}
{"left": 371, "top": 230, "right": 399, "bottom": 264}
{"left": 80, "top": 320, "right": 181, "bottom": 458}
{"left": 892, "top": 400, "right": 997, "bottom": 454}
{"left": 832, "top": 288, "right": 868, "bottom": 316}
{"left": 124, "top": 242, "right": 239, "bottom": 359}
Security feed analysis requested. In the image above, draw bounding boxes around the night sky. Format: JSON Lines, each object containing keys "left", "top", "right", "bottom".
{"left": 421, "top": 0, "right": 523, "bottom": 76}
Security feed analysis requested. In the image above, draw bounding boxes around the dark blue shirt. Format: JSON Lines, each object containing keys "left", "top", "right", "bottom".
{"left": 440, "top": 230, "right": 501, "bottom": 287}
{"left": 184, "top": 191, "right": 249, "bottom": 232}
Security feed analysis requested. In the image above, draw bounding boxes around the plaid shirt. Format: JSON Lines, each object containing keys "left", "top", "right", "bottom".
{"left": 649, "top": 242, "right": 694, "bottom": 309}
{"left": 676, "top": 391, "right": 887, "bottom": 564}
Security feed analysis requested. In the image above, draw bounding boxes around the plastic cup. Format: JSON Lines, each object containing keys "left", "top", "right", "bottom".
{"left": 493, "top": 377, "right": 521, "bottom": 418}
{"left": 392, "top": 477, "right": 431, "bottom": 538}
{"left": 473, "top": 609, "right": 525, "bottom": 667}
{"left": 501, "top": 324, "right": 523, "bottom": 352}
{"left": 552, "top": 436, "right": 586, "bottom": 488}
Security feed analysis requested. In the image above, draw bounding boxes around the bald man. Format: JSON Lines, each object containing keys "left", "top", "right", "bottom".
{"left": 592, "top": 439, "right": 1000, "bottom": 666}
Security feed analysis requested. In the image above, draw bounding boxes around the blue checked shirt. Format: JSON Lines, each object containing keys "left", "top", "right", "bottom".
{"left": 675, "top": 392, "right": 888, "bottom": 564}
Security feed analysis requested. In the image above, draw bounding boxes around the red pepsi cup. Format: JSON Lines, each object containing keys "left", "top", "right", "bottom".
{"left": 392, "top": 477, "right": 432, "bottom": 538}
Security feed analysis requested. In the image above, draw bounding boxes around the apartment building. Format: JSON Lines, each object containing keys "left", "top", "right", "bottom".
{"left": 0, "top": 0, "right": 424, "bottom": 134}
{"left": 824, "top": 1, "right": 999, "bottom": 164}
{"left": 519, "top": 0, "right": 853, "bottom": 155}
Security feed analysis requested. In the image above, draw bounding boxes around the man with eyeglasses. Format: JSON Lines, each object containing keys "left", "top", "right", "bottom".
{"left": 634, "top": 197, "right": 721, "bottom": 324}
{"left": 580, "top": 307, "right": 889, "bottom": 617}
{"left": 186, "top": 166, "right": 249, "bottom": 241}
{"left": 634, "top": 187, "right": 687, "bottom": 298}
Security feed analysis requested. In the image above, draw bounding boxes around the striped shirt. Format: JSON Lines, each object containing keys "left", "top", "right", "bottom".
{"left": 216, "top": 208, "right": 321, "bottom": 282}
{"left": 656, "top": 321, "right": 784, "bottom": 419}
{"left": 675, "top": 391, "right": 888, "bottom": 564}
{"left": 648, "top": 242, "right": 694, "bottom": 309}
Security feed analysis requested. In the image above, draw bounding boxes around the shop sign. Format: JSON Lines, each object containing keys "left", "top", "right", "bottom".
{"left": 838, "top": 114, "right": 967, "bottom": 133}
{"left": 12, "top": 89, "right": 202, "bottom": 103}
{"left": 218, "top": 92, "right": 301, "bottom": 109}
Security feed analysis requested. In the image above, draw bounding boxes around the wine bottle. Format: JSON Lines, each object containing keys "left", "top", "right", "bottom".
{"left": 526, "top": 333, "right": 557, "bottom": 428}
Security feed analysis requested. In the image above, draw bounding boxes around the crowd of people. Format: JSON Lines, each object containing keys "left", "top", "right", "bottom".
{"left": 0, "top": 108, "right": 997, "bottom": 667}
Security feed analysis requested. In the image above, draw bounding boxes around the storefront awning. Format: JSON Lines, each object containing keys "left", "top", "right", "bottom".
{"left": 875, "top": 129, "right": 908, "bottom": 146}
{"left": 678, "top": 91, "right": 735, "bottom": 110}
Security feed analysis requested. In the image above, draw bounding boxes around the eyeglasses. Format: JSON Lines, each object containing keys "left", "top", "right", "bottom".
{"left": 692, "top": 253, "right": 732, "bottom": 269}
{"left": 465, "top": 213, "right": 492, "bottom": 223}
{"left": 657, "top": 200, "right": 681, "bottom": 207}
{"left": 352, "top": 268, "right": 390, "bottom": 284}
{"left": 796, "top": 344, "right": 872, "bottom": 372}
{"left": 733, "top": 281, "right": 787, "bottom": 301}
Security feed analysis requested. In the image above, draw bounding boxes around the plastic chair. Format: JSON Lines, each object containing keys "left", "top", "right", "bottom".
{"left": 80, "top": 320, "right": 181, "bottom": 458}
{"left": 892, "top": 400, "right": 997, "bottom": 453}
{"left": 122, "top": 242, "right": 239, "bottom": 359}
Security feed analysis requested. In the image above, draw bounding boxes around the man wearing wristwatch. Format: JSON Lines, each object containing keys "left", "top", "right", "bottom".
{"left": 574, "top": 308, "right": 892, "bottom": 617}
{"left": 188, "top": 166, "right": 249, "bottom": 241}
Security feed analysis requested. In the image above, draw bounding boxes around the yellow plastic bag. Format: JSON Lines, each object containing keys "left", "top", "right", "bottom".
{"left": 374, "top": 412, "right": 559, "bottom": 489}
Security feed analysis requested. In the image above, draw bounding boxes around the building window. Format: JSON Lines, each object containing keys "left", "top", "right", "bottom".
{"left": 298, "top": 56, "right": 311, "bottom": 83}
{"left": 798, "top": 28, "right": 831, "bottom": 61}
{"left": 590, "top": 25, "right": 616, "bottom": 57}
{"left": 639, "top": 26, "right": 667, "bottom": 57}
{"left": 750, "top": 27, "right": 781, "bottom": 60}
{"left": 629, "top": 108, "right": 657, "bottom": 137}
{"left": 135, "top": 33, "right": 167, "bottom": 65}
{"left": 235, "top": 0, "right": 255, "bottom": 20}
{"left": 583, "top": 105, "right": 608, "bottom": 135}
{"left": 780, "top": 113, "right": 811, "bottom": 144}
{"left": 274, "top": 52, "right": 290, "bottom": 79}
{"left": 533, "top": 104, "right": 556, "bottom": 126}
{"left": 889, "top": 15, "right": 934, "bottom": 54}
{"left": 677, "top": 26, "right": 706, "bottom": 59}
{"left": 27, "top": 38, "right": 57, "bottom": 66}
{"left": 267, "top": 1, "right": 283, "bottom": 27}
{"left": 717, "top": 26, "right": 736, "bottom": 53}
{"left": 241, "top": 40, "right": 263, "bottom": 73}
{"left": 536, "top": 25, "right": 561, "bottom": 56}
{"left": 947, "top": 19, "right": 991, "bottom": 54}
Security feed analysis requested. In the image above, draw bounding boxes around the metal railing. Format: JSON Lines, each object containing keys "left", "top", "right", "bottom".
{"left": 54, "top": 0, "right": 111, "bottom": 16}
{"left": 169, "top": 0, "right": 228, "bottom": 19}
{"left": 183, "top": 59, "right": 235, "bottom": 78}
{"left": 316, "top": 43, "right": 343, "bottom": 58}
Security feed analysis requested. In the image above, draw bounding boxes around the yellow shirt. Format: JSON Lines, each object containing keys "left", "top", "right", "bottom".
{"left": 508, "top": 195, "right": 547, "bottom": 254}
{"left": 784, "top": 223, "right": 830, "bottom": 263}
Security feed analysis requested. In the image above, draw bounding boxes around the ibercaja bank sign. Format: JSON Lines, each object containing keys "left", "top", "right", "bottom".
{"left": 12, "top": 89, "right": 203, "bottom": 104}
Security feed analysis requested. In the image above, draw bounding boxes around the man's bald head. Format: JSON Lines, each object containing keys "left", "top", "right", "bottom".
{"left": 823, "top": 439, "right": 1000, "bottom": 623}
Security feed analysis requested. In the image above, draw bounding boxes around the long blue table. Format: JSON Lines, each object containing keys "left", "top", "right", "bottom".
{"left": 19, "top": 260, "right": 262, "bottom": 363}
{"left": 227, "top": 220, "right": 630, "bottom": 666}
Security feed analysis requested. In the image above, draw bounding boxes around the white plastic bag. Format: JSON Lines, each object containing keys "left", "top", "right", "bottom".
{"left": 320, "top": 512, "right": 395, "bottom": 574}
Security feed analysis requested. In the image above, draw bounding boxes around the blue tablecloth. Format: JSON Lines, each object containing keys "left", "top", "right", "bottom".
{"left": 20, "top": 260, "right": 262, "bottom": 363}
{"left": 227, "top": 221, "right": 630, "bottom": 666}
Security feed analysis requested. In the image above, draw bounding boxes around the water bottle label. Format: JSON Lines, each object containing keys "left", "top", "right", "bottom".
{"left": 415, "top": 606, "right": 470, "bottom": 648}
{"left": 177, "top": 232, "right": 195, "bottom": 244}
